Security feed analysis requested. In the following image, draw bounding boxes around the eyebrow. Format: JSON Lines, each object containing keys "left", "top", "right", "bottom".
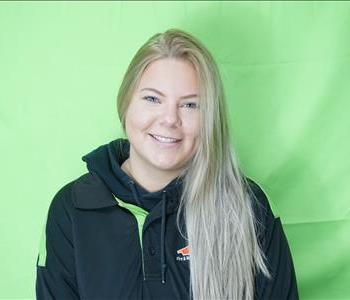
{"left": 140, "top": 87, "right": 198, "bottom": 100}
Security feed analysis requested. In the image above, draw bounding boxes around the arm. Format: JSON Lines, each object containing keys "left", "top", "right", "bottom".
{"left": 247, "top": 178, "right": 299, "bottom": 300}
{"left": 257, "top": 216, "right": 299, "bottom": 299}
{"left": 35, "top": 182, "right": 80, "bottom": 300}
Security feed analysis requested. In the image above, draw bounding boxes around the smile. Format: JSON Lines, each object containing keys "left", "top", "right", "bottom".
{"left": 149, "top": 134, "right": 182, "bottom": 144}
{"left": 150, "top": 133, "right": 181, "bottom": 143}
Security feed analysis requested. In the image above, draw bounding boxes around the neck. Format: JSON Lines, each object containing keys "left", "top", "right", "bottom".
{"left": 121, "top": 156, "right": 180, "bottom": 193}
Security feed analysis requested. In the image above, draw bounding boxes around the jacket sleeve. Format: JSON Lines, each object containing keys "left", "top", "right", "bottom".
{"left": 247, "top": 178, "right": 299, "bottom": 300}
{"left": 35, "top": 182, "right": 80, "bottom": 300}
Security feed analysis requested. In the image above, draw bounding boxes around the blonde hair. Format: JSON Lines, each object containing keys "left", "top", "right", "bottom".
{"left": 116, "top": 28, "right": 271, "bottom": 300}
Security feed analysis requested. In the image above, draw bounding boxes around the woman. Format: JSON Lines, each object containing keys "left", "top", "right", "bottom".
{"left": 36, "top": 28, "right": 299, "bottom": 299}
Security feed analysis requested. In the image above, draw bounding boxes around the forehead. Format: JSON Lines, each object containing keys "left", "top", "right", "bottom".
{"left": 137, "top": 58, "right": 199, "bottom": 93}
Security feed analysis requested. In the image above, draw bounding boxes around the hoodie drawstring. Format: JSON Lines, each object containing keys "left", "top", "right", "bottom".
{"left": 161, "top": 190, "right": 167, "bottom": 284}
{"left": 128, "top": 180, "right": 168, "bottom": 284}
{"left": 128, "top": 180, "right": 143, "bottom": 207}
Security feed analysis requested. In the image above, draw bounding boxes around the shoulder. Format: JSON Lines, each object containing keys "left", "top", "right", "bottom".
{"left": 48, "top": 172, "right": 117, "bottom": 212}
{"left": 245, "top": 177, "right": 275, "bottom": 218}
{"left": 244, "top": 177, "right": 277, "bottom": 243}
{"left": 47, "top": 173, "right": 91, "bottom": 218}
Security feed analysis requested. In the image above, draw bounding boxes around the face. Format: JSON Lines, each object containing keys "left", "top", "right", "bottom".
{"left": 124, "top": 58, "right": 201, "bottom": 176}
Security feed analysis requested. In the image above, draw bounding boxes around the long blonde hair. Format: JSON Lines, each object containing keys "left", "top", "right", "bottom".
{"left": 116, "top": 28, "right": 271, "bottom": 300}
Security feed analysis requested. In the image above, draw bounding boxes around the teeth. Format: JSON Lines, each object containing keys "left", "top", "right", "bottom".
{"left": 152, "top": 134, "right": 179, "bottom": 143}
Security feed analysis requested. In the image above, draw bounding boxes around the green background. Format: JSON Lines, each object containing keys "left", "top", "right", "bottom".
{"left": 1, "top": 1, "right": 349, "bottom": 299}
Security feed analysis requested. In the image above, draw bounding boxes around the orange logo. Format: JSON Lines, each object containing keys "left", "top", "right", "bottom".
{"left": 177, "top": 245, "right": 190, "bottom": 256}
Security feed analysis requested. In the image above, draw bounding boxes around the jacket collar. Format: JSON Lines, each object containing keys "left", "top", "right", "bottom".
{"left": 72, "top": 172, "right": 118, "bottom": 209}
{"left": 72, "top": 172, "right": 185, "bottom": 211}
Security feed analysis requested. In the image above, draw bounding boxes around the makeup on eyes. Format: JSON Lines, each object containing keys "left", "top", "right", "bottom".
{"left": 142, "top": 95, "right": 199, "bottom": 109}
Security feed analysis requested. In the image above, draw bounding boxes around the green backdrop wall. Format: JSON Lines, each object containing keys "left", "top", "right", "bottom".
{"left": 1, "top": 1, "right": 349, "bottom": 299}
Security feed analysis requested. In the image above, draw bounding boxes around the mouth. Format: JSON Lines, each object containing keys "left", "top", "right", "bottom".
{"left": 149, "top": 133, "right": 182, "bottom": 144}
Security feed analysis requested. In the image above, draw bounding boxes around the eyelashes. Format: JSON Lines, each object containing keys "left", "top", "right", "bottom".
{"left": 142, "top": 96, "right": 199, "bottom": 109}
{"left": 142, "top": 96, "right": 160, "bottom": 103}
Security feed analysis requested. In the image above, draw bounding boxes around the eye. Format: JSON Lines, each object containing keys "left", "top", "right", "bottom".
{"left": 183, "top": 102, "right": 199, "bottom": 109}
{"left": 142, "top": 96, "right": 159, "bottom": 103}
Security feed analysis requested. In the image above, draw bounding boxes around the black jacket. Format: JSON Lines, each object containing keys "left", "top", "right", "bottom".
{"left": 35, "top": 138, "right": 299, "bottom": 300}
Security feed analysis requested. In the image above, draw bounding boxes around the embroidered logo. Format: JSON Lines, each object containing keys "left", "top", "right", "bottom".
{"left": 176, "top": 245, "right": 190, "bottom": 261}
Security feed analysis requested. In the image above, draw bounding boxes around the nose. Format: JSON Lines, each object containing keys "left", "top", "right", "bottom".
{"left": 160, "top": 103, "right": 181, "bottom": 127}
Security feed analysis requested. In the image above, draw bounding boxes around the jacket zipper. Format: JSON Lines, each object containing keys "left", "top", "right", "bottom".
{"left": 112, "top": 194, "right": 148, "bottom": 281}
{"left": 135, "top": 215, "right": 147, "bottom": 281}
{"left": 141, "top": 243, "right": 146, "bottom": 281}
{"left": 129, "top": 213, "right": 147, "bottom": 281}
{"left": 128, "top": 213, "right": 146, "bottom": 280}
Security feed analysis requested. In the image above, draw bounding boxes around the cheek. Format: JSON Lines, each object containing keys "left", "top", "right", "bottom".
{"left": 127, "top": 113, "right": 152, "bottom": 134}
{"left": 183, "top": 114, "right": 201, "bottom": 138}
{"left": 126, "top": 107, "right": 153, "bottom": 133}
